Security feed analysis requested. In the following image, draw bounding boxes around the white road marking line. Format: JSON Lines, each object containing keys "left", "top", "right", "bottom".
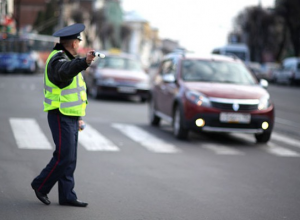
{"left": 8, "top": 117, "right": 300, "bottom": 158}
{"left": 112, "top": 123, "right": 180, "bottom": 153}
{"left": 231, "top": 131, "right": 300, "bottom": 145}
{"left": 271, "top": 131, "right": 300, "bottom": 149}
{"left": 230, "top": 132, "right": 300, "bottom": 148}
{"left": 276, "top": 117, "right": 300, "bottom": 129}
{"left": 9, "top": 118, "right": 52, "bottom": 150}
{"left": 229, "top": 133, "right": 256, "bottom": 143}
{"left": 260, "top": 143, "right": 300, "bottom": 157}
{"left": 223, "top": 133, "right": 300, "bottom": 157}
{"left": 202, "top": 144, "right": 244, "bottom": 155}
{"left": 78, "top": 123, "right": 119, "bottom": 151}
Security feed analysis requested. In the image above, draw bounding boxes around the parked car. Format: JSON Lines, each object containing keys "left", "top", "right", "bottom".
{"left": 271, "top": 68, "right": 291, "bottom": 85}
{"left": 272, "top": 57, "right": 300, "bottom": 85}
{"left": 212, "top": 43, "right": 250, "bottom": 64}
{"left": 0, "top": 51, "right": 40, "bottom": 73}
{"left": 246, "top": 62, "right": 263, "bottom": 80}
{"left": 0, "top": 52, "right": 19, "bottom": 73}
{"left": 84, "top": 51, "right": 150, "bottom": 102}
{"left": 17, "top": 52, "right": 39, "bottom": 73}
{"left": 149, "top": 52, "right": 274, "bottom": 143}
{"left": 259, "top": 62, "right": 280, "bottom": 82}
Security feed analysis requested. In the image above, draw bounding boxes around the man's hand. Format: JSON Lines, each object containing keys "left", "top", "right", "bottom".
{"left": 86, "top": 50, "right": 95, "bottom": 65}
{"left": 78, "top": 119, "right": 86, "bottom": 131}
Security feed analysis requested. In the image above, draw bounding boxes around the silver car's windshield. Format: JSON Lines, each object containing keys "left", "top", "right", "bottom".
{"left": 97, "top": 57, "right": 142, "bottom": 71}
{"left": 181, "top": 60, "right": 256, "bottom": 85}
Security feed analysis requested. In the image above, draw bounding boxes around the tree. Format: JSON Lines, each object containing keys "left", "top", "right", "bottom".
{"left": 275, "top": 0, "right": 300, "bottom": 57}
{"left": 91, "top": 6, "right": 131, "bottom": 50}
{"left": 233, "top": 5, "right": 285, "bottom": 62}
{"left": 32, "top": 0, "right": 132, "bottom": 50}
{"left": 33, "top": 0, "right": 59, "bottom": 35}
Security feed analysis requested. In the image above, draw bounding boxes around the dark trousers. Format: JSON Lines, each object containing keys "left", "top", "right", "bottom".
{"left": 31, "top": 111, "right": 79, "bottom": 202}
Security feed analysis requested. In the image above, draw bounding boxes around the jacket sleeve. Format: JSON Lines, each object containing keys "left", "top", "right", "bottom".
{"left": 49, "top": 52, "right": 89, "bottom": 83}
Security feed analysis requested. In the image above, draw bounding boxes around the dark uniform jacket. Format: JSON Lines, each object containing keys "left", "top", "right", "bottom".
{"left": 47, "top": 43, "right": 89, "bottom": 89}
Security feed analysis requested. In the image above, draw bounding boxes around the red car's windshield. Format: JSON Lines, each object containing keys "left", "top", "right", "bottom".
{"left": 181, "top": 60, "right": 256, "bottom": 85}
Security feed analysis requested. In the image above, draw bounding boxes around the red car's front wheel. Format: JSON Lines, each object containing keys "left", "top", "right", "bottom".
{"left": 173, "top": 105, "right": 189, "bottom": 140}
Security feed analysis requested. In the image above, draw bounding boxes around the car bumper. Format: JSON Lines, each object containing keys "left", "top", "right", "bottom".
{"left": 95, "top": 85, "right": 149, "bottom": 99}
{"left": 185, "top": 113, "right": 274, "bottom": 134}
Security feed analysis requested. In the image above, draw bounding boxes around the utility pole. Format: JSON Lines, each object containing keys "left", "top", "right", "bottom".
{"left": 56, "top": 0, "right": 66, "bottom": 32}
{"left": 16, "top": 0, "right": 21, "bottom": 37}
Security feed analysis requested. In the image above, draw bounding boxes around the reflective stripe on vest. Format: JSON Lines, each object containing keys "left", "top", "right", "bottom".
{"left": 44, "top": 76, "right": 86, "bottom": 108}
{"left": 43, "top": 50, "right": 87, "bottom": 116}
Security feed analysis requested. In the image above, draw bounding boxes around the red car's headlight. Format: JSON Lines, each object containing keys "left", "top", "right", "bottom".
{"left": 186, "top": 91, "right": 211, "bottom": 107}
{"left": 258, "top": 94, "right": 271, "bottom": 110}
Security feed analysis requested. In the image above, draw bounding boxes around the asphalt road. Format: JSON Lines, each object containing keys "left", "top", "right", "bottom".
{"left": 0, "top": 73, "right": 300, "bottom": 220}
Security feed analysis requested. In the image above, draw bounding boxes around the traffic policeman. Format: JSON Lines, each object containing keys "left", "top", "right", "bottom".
{"left": 31, "top": 23, "right": 95, "bottom": 207}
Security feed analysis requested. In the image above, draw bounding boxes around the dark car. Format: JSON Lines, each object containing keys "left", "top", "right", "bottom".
{"left": 149, "top": 52, "right": 275, "bottom": 143}
{"left": 84, "top": 51, "right": 150, "bottom": 102}
{"left": 272, "top": 58, "right": 300, "bottom": 85}
{"left": 17, "top": 52, "right": 39, "bottom": 73}
{"left": 0, "top": 51, "right": 40, "bottom": 73}
{"left": 0, "top": 52, "right": 19, "bottom": 73}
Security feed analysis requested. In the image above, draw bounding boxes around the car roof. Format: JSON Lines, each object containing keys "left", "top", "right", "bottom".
{"left": 283, "top": 57, "right": 300, "bottom": 62}
{"left": 213, "top": 43, "right": 249, "bottom": 51}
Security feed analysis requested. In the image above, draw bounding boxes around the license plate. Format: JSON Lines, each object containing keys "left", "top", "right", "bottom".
{"left": 220, "top": 112, "right": 251, "bottom": 124}
{"left": 118, "top": 87, "right": 136, "bottom": 93}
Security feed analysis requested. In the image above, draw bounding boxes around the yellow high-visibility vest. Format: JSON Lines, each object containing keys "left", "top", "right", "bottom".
{"left": 43, "top": 50, "right": 87, "bottom": 116}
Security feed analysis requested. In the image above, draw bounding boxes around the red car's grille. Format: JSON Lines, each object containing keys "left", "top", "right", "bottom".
{"left": 211, "top": 102, "right": 258, "bottom": 111}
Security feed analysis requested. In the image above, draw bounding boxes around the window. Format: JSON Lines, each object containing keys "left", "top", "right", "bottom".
{"left": 212, "top": 49, "right": 220, "bottom": 55}
{"left": 160, "top": 60, "right": 174, "bottom": 75}
{"left": 181, "top": 60, "right": 255, "bottom": 85}
{"left": 97, "top": 56, "right": 142, "bottom": 71}
{"left": 224, "top": 50, "right": 246, "bottom": 61}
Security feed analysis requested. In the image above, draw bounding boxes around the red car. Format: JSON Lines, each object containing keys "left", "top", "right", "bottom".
{"left": 149, "top": 52, "right": 275, "bottom": 143}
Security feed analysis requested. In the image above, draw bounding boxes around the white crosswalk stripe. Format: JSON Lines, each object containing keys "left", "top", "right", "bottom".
{"left": 9, "top": 118, "right": 52, "bottom": 150}
{"left": 78, "top": 123, "right": 119, "bottom": 151}
{"left": 229, "top": 133, "right": 256, "bottom": 143}
{"left": 202, "top": 143, "right": 245, "bottom": 155}
{"left": 260, "top": 143, "right": 300, "bottom": 157}
{"left": 271, "top": 131, "right": 300, "bottom": 149}
{"left": 231, "top": 132, "right": 300, "bottom": 148}
{"left": 231, "top": 133, "right": 300, "bottom": 157}
{"left": 112, "top": 123, "right": 180, "bottom": 153}
{"left": 8, "top": 117, "right": 300, "bottom": 157}
{"left": 234, "top": 132, "right": 300, "bottom": 157}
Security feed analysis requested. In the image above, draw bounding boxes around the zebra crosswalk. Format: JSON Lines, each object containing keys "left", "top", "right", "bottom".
{"left": 112, "top": 123, "right": 179, "bottom": 153}
{"left": 9, "top": 118, "right": 52, "bottom": 150}
{"left": 201, "top": 143, "right": 245, "bottom": 155}
{"left": 260, "top": 143, "right": 300, "bottom": 157}
{"left": 79, "top": 124, "right": 119, "bottom": 151}
{"left": 8, "top": 117, "right": 300, "bottom": 157}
